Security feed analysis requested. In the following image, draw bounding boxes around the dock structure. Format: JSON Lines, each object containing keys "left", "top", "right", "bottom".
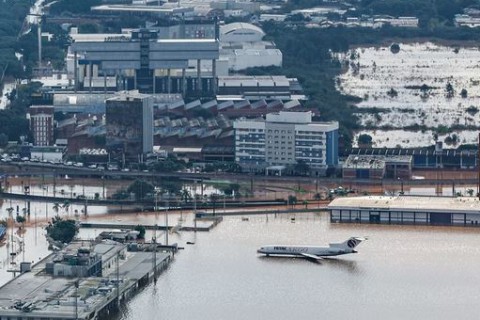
{"left": 328, "top": 196, "right": 480, "bottom": 226}
{"left": 0, "top": 240, "right": 172, "bottom": 320}
{"left": 80, "top": 216, "right": 223, "bottom": 233}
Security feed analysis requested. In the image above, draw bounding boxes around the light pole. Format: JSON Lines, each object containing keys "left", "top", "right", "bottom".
{"left": 193, "top": 180, "right": 197, "bottom": 232}
{"left": 152, "top": 225, "right": 157, "bottom": 284}
{"left": 74, "top": 279, "right": 79, "bottom": 320}
{"left": 164, "top": 192, "right": 169, "bottom": 246}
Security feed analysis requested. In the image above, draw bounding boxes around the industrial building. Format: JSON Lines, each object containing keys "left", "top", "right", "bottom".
{"left": 0, "top": 240, "right": 172, "bottom": 320}
{"left": 69, "top": 28, "right": 220, "bottom": 95}
{"left": 345, "top": 145, "right": 477, "bottom": 170}
{"left": 329, "top": 196, "right": 480, "bottom": 226}
{"left": 106, "top": 92, "right": 153, "bottom": 160}
{"left": 342, "top": 154, "right": 412, "bottom": 179}
{"left": 30, "top": 146, "right": 66, "bottom": 162}
{"left": 234, "top": 111, "right": 339, "bottom": 175}
{"left": 217, "top": 75, "right": 299, "bottom": 100}
{"left": 219, "top": 22, "right": 282, "bottom": 71}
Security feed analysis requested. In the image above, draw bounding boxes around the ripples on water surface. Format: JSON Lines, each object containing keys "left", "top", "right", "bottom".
{"left": 116, "top": 212, "right": 480, "bottom": 320}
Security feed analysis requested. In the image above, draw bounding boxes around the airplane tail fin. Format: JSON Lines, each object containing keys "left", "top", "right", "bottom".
{"left": 332, "top": 237, "right": 367, "bottom": 250}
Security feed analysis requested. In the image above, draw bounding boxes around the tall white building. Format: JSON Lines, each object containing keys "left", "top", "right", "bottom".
{"left": 234, "top": 111, "right": 339, "bottom": 176}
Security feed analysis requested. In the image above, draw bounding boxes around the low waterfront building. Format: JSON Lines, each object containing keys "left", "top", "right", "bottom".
{"left": 345, "top": 145, "right": 477, "bottom": 170}
{"left": 30, "top": 146, "right": 66, "bottom": 162}
{"left": 342, "top": 154, "right": 412, "bottom": 179}
{"left": 328, "top": 196, "right": 480, "bottom": 226}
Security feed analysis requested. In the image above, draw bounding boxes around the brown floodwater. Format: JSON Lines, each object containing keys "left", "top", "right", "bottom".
{"left": 1, "top": 186, "right": 480, "bottom": 319}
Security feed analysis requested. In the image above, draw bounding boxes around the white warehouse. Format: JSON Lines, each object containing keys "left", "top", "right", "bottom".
{"left": 220, "top": 22, "right": 282, "bottom": 71}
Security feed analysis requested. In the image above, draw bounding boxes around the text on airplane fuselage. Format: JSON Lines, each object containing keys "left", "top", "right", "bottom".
{"left": 274, "top": 247, "right": 308, "bottom": 253}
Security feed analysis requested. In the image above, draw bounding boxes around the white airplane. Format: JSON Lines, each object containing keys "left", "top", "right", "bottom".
{"left": 257, "top": 237, "right": 367, "bottom": 260}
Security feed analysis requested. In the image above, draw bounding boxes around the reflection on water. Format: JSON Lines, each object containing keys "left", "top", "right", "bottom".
{"left": 0, "top": 202, "right": 479, "bottom": 319}
{"left": 114, "top": 212, "right": 480, "bottom": 320}
{"left": 257, "top": 255, "right": 361, "bottom": 274}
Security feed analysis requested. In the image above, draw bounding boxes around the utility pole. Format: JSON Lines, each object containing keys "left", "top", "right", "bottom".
{"left": 75, "top": 280, "right": 79, "bottom": 320}
{"left": 116, "top": 251, "right": 120, "bottom": 306}
{"left": 193, "top": 180, "right": 197, "bottom": 232}
{"left": 165, "top": 194, "right": 169, "bottom": 246}
{"left": 153, "top": 227, "right": 157, "bottom": 284}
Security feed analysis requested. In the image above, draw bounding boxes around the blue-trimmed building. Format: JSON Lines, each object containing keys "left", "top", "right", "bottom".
{"left": 234, "top": 111, "right": 338, "bottom": 176}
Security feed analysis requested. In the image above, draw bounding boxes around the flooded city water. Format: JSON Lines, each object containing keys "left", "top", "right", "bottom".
{"left": 0, "top": 210, "right": 478, "bottom": 319}
{"left": 336, "top": 42, "right": 480, "bottom": 148}
{"left": 107, "top": 212, "right": 479, "bottom": 320}
{"left": 1, "top": 179, "right": 480, "bottom": 319}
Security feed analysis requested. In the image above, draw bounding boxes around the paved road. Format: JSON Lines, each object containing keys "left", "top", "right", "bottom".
{"left": 1, "top": 162, "right": 478, "bottom": 188}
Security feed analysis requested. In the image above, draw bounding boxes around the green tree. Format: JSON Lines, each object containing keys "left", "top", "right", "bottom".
{"left": 16, "top": 215, "right": 26, "bottom": 224}
{"left": 0, "top": 133, "right": 8, "bottom": 147}
{"left": 134, "top": 225, "right": 146, "bottom": 239}
{"left": 52, "top": 203, "right": 60, "bottom": 215}
{"left": 127, "top": 180, "right": 154, "bottom": 200}
{"left": 387, "top": 88, "right": 398, "bottom": 98}
{"left": 390, "top": 43, "right": 400, "bottom": 54}
{"left": 358, "top": 134, "right": 373, "bottom": 146}
{"left": 288, "top": 195, "right": 297, "bottom": 208}
{"left": 46, "top": 216, "right": 78, "bottom": 244}
{"left": 158, "top": 179, "right": 182, "bottom": 195}
{"left": 446, "top": 82, "right": 455, "bottom": 99}
{"left": 294, "top": 160, "right": 310, "bottom": 176}
{"left": 62, "top": 200, "right": 70, "bottom": 216}
{"left": 180, "top": 188, "right": 191, "bottom": 204}
{"left": 210, "top": 193, "right": 219, "bottom": 215}
{"left": 222, "top": 183, "right": 241, "bottom": 197}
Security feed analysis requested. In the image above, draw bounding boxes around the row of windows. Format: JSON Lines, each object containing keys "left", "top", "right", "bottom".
{"left": 267, "top": 152, "right": 293, "bottom": 156}
{"left": 267, "top": 146, "right": 293, "bottom": 150}
{"left": 237, "top": 149, "right": 264, "bottom": 155}
{"left": 296, "top": 152, "right": 323, "bottom": 157}
{"left": 266, "top": 141, "right": 293, "bottom": 145}
{"left": 236, "top": 135, "right": 265, "bottom": 139}
{"left": 238, "top": 157, "right": 265, "bottom": 162}
{"left": 237, "top": 128, "right": 264, "bottom": 133}
{"left": 296, "top": 136, "right": 323, "bottom": 140}
{"left": 296, "top": 142, "right": 324, "bottom": 147}
{"left": 236, "top": 143, "right": 265, "bottom": 148}
{"left": 267, "top": 129, "right": 293, "bottom": 134}
{"left": 266, "top": 135, "right": 294, "bottom": 140}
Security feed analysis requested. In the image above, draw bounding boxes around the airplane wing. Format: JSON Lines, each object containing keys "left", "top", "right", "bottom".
{"left": 300, "top": 253, "right": 323, "bottom": 260}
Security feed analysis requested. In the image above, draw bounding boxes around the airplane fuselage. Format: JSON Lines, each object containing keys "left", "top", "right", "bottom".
{"left": 257, "top": 245, "right": 356, "bottom": 257}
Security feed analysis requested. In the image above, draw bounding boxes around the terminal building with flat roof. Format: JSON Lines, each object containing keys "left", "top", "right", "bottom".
{"left": 329, "top": 196, "right": 480, "bottom": 226}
